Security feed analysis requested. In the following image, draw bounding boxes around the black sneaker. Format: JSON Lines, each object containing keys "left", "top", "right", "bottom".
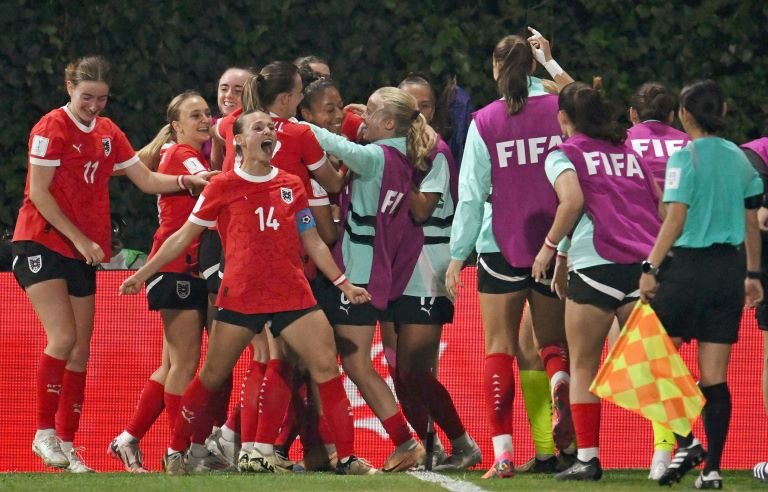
{"left": 516, "top": 455, "right": 559, "bottom": 474}
{"left": 658, "top": 444, "right": 707, "bottom": 486}
{"left": 694, "top": 471, "right": 723, "bottom": 489}
{"left": 335, "top": 455, "right": 379, "bottom": 475}
{"left": 554, "top": 457, "right": 602, "bottom": 481}
{"left": 557, "top": 451, "right": 577, "bottom": 472}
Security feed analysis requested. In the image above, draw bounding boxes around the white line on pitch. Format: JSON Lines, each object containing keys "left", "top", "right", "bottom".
{"left": 407, "top": 471, "right": 487, "bottom": 492}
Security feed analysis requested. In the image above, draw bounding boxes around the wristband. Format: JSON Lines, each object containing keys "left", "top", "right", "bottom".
{"left": 543, "top": 59, "right": 564, "bottom": 78}
{"left": 177, "top": 175, "right": 187, "bottom": 190}
{"left": 747, "top": 270, "right": 762, "bottom": 280}
{"left": 556, "top": 251, "right": 568, "bottom": 259}
{"left": 332, "top": 273, "right": 348, "bottom": 287}
{"left": 544, "top": 236, "right": 558, "bottom": 250}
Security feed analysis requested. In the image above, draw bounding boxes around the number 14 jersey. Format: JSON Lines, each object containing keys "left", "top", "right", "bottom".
{"left": 189, "top": 166, "right": 316, "bottom": 314}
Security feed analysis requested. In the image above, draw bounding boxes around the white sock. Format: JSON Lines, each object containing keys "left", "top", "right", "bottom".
{"left": 117, "top": 431, "right": 137, "bottom": 446}
{"left": 220, "top": 424, "right": 236, "bottom": 442}
{"left": 241, "top": 442, "right": 255, "bottom": 451}
{"left": 254, "top": 442, "right": 273, "bottom": 455}
{"left": 167, "top": 447, "right": 183, "bottom": 455}
{"left": 577, "top": 447, "right": 598, "bottom": 462}
{"left": 492, "top": 434, "right": 513, "bottom": 458}
{"left": 59, "top": 441, "right": 73, "bottom": 452}
{"left": 35, "top": 429, "right": 55, "bottom": 440}
{"left": 550, "top": 371, "right": 570, "bottom": 393}
{"left": 189, "top": 443, "right": 208, "bottom": 458}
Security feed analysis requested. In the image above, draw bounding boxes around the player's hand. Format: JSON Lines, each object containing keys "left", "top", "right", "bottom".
{"left": 532, "top": 246, "right": 555, "bottom": 282}
{"left": 745, "top": 278, "right": 764, "bottom": 308}
{"left": 552, "top": 254, "right": 568, "bottom": 300}
{"left": 343, "top": 103, "right": 366, "bottom": 116}
{"left": 445, "top": 259, "right": 464, "bottom": 299}
{"left": 74, "top": 236, "right": 105, "bottom": 266}
{"left": 119, "top": 274, "right": 143, "bottom": 295}
{"left": 639, "top": 273, "right": 658, "bottom": 304}
{"left": 186, "top": 171, "right": 220, "bottom": 196}
{"left": 527, "top": 26, "right": 552, "bottom": 64}
{"left": 341, "top": 282, "right": 372, "bottom": 304}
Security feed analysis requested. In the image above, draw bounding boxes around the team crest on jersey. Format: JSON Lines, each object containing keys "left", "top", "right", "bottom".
{"left": 28, "top": 255, "right": 42, "bottom": 274}
{"left": 176, "top": 280, "right": 191, "bottom": 299}
{"left": 102, "top": 138, "right": 112, "bottom": 157}
{"left": 281, "top": 187, "right": 294, "bottom": 204}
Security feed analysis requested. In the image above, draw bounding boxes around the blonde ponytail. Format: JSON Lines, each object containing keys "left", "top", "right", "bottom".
{"left": 407, "top": 113, "right": 431, "bottom": 172}
{"left": 138, "top": 124, "right": 172, "bottom": 171}
{"left": 374, "top": 87, "right": 433, "bottom": 172}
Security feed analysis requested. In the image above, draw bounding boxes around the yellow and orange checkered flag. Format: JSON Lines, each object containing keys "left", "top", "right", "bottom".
{"left": 590, "top": 301, "right": 705, "bottom": 436}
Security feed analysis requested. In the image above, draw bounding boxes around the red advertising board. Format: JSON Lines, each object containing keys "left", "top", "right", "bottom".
{"left": 1, "top": 270, "right": 765, "bottom": 472}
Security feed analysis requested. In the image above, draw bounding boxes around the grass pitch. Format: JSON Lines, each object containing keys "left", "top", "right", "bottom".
{"left": 0, "top": 469, "right": 764, "bottom": 491}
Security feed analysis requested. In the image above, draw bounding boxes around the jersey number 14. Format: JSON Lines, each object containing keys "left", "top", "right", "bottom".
{"left": 255, "top": 206, "right": 280, "bottom": 231}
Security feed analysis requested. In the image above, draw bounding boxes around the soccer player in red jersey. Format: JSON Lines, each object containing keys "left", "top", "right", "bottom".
{"left": 120, "top": 109, "right": 378, "bottom": 476}
{"left": 109, "top": 91, "right": 230, "bottom": 472}
{"left": 12, "top": 55, "right": 214, "bottom": 473}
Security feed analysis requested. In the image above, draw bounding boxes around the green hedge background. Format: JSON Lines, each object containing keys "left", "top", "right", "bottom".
{"left": 2, "top": 0, "right": 766, "bottom": 250}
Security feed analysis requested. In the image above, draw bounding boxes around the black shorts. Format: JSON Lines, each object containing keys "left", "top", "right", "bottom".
{"left": 652, "top": 245, "right": 744, "bottom": 344}
{"left": 756, "top": 235, "right": 768, "bottom": 330}
{"left": 311, "top": 276, "right": 338, "bottom": 321}
{"left": 381, "top": 295, "right": 454, "bottom": 325}
{"left": 477, "top": 252, "right": 556, "bottom": 297}
{"left": 145, "top": 272, "right": 208, "bottom": 311}
{"left": 215, "top": 305, "right": 321, "bottom": 338}
{"left": 198, "top": 229, "right": 223, "bottom": 294}
{"left": 325, "top": 283, "right": 382, "bottom": 326}
{"left": 567, "top": 263, "right": 641, "bottom": 311}
{"left": 12, "top": 241, "right": 96, "bottom": 297}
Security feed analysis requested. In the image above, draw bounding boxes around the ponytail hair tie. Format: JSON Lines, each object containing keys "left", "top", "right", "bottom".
{"left": 411, "top": 110, "right": 421, "bottom": 121}
{"left": 256, "top": 73, "right": 265, "bottom": 83}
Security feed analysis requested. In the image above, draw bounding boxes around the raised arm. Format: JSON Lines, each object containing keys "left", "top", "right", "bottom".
{"left": 123, "top": 160, "right": 217, "bottom": 195}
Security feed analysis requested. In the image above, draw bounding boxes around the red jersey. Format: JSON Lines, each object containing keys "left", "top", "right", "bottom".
{"left": 14, "top": 106, "right": 138, "bottom": 261}
{"left": 189, "top": 167, "right": 316, "bottom": 314}
{"left": 148, "top": 143, "right": 210, "bottom": 275}
{"left": 216, "top": 107, "right": 242, "bottom": 173}
{"left": 272, "top": 116, "right": 329, "bottom": 206}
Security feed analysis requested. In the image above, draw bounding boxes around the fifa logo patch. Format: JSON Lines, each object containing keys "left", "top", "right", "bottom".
{"left": 102, "top": 137, "right": 112, "bottom": 157}
{"left": 176, "top": 280, "right": 191, "bottom": 299}
{"left": 28, "top": 255, "right": 42, "bottom": 274}
{"left": 281, "top": 187, "right": 293, "bottom": 204}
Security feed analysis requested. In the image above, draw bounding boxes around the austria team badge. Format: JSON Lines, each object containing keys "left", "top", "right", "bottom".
{"left": 176, "top": 280, "right": 191, "bottom": 299}
{"left": 281, "top": 187, "right": 293, "bottom": 204}
{"left": 28, "top": 254, "right": 42, "bottom": 274}
{"left": 102, "top": 137, "right": 112, "bottom": 157}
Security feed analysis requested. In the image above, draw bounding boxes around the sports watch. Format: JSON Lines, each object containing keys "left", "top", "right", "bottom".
{"left": 641, "top": 260, "right": 659, "bottom": 276}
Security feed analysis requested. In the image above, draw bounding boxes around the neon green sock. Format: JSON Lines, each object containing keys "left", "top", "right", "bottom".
{"left": 519, "top": 370, "right": 555, "bottom": 455}
{"left": 652, "top": 420, "right": 675, "bottom": 452}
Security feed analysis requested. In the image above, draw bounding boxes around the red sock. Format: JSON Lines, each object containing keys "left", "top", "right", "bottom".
{"left": 55, "top": 369, "right": 86, "bottom": 442}
{"left": 210, "top": 374, "right": 233, "bottom": 428}
{"left": 402, "top": 370, "right": 465, "bottom": 440}
{"left": 540, "top": 343, "right": 570, "bottom": 379}
{"left": 240, "top": 361, "right": 267, "bottom": 442}
{"left": 317, "top": 375, "right": 354, "bottom": 459}
{"left": 37, "top": 354, "right": 66, "bottom": 430}
{"left": 126, "top": 379, "right": 165, "bottom": 439}
{"left": 317, "top": 414, "right": 334, "bottom": 445}
{"left": 170, "top": 376, "right": 216, "bottom": 452}
{"left": 390, "top": 365, "right": 429, "bottom": 440}
{"left": 381, "top": 411, "right": 412, "bottom": 446}
{"left": 571, "top": 402, "right": 601, "bottom": 449}
{"left": 164, "top": 392, "right": 182, "bottom": 433}
{"left": 224, "top": 405, "right": 241, "bottom": 434}
{"left": 254, "top": 360, "right": 293, "bottom": 444}
{"left": 484, "top": 353, "right": 516, "bottom": 437}
{"left": 277, "top": 381, "right": 305, "bottom": 450}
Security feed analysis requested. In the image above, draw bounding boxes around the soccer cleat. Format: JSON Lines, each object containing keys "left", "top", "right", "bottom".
{"left": 414, "top": 443, "right": 448, "bottom": 471}
{"left": 109, "top": 438, "right": 150, "bottom": 473}
{"left": 556, "top": 451, "right": 577, "bottom": 472}
{"left": 694, "top": 470, "right": 723, "bottom": 489}
{"left": 515, "top": 455, "right": 559, "bottom": 474}
{"left": 335, "top": 455, "right": 380, "bottom": 475}
{"left": 241, "top": 447, "right": 290, "bottom": 473}
{"left": 162, "top": 451, "right": 188, "bottom": 475}
{"left": 482, "top": 450, "right": 515, "bottom": 479}
{"left": 754, "top": 462, "right": 768, "bottom": 483}
{"left": 551, "top": 380, "right": 575, "bottom": 451}
{"left": 237, "top": 449, "right": 252, "bottom": 472}
{"left": 383, "top": 439, "right": 426, "bottom": 472}
{"left": 433, "top": 436, "right": 482, "bottom": 471}
{"left": 32, "top": 433, "right": 69, "bottom": 469}
{"left": 648, "top": 449, "right": 671, "bottom": 480}
{"left": 273, "top": 448, "right": 296, "bottom": 469}
{"left": 205, "top": 431, "right": 238, "bottom": 470}
{"left": 554, "top": 457, "right": 603, "bottom": 481}
{"left": 187, "top": 449, "right": 237, "bottom": 472}
{"left": 658, "top": 444, "right": 707, "bottom": 486}
{"left": 65, "top": 447, "right": 94, "bottom": 473}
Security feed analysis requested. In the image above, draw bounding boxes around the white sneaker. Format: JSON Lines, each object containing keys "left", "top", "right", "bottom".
{"left": 241, "top": 448, "right": 290, "bottom": 473}
{"left": 205, "top": 431, "right": 238, "bottom": 469}
{"left": 32, "top": 433, "right": 68, "bottom": 468}
{"left": 648, "top": 450, "right": 671, "bottom": 480}
{"left": 433, "top": 436, "right": 482, "bottom": 471}
{"left": 187, "top": 448, "right": 237, "bottom": 472}
{"left": 163, "top": 451, "right": 188, "bottom": 475}
{"left": 109, "top": 437, "right": 149, "bottom": 473}
{"left": 65, "top": 447, "right": 94, "bottom": 473}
